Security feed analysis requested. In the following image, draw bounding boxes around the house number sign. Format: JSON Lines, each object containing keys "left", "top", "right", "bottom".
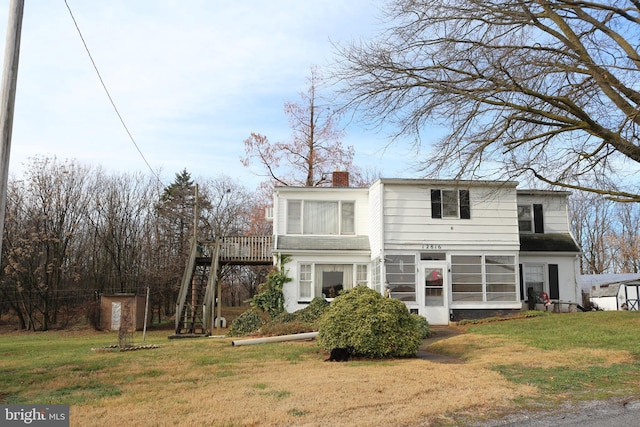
{"left": 421, "top": 244, "right": 442, "bottom": 250}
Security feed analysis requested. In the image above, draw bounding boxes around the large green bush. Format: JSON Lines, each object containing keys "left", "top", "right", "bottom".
{"left": 249, "top": 255, "right": 292, "bottom": 319}
{"left": 229, "top": 297, "right": 331, "bottom": 337}
{"left": 318, "top": 286, "right": 424, "bottom": 358}
{"left": 227, "top": 309, "right": 266, "bottom": 337}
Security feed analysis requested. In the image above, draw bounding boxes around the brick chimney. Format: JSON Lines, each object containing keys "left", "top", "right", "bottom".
{"left": 332, "top": 171, "right": 349, "bottom": 187}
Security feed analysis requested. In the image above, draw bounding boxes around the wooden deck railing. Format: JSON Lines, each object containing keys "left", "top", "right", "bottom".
{"left": 199, "top": 236, "right": 272, "bottom": 264}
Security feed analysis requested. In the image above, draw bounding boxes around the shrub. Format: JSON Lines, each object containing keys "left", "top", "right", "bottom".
{"left": 259, "top": 297, "right": 330, "bottom": 336}
{"left": 259, "top": 320, "right": 316, "bottom": 336}
{"left": 411, "top": 313, "right": 431, "bottom": 339}
{"left": 318, "top": 286, "right": 423, "bottom": 358}
{"left": 295, "top": 297, "right": 330, "bottom": 323}
{"left": 250, "top": 255, "right": 291, "bottom": 319}
{"left": 227, "top": 309, "right": 266, "bottom": 336}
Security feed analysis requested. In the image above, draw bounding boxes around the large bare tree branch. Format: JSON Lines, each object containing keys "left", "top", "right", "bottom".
{"left": 334, "top": 0, "right": 640, "bottom": 200}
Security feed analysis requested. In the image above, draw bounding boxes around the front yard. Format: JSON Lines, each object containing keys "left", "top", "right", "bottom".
{"left": 1, "top": 311, "right": 639, "bottom": 426}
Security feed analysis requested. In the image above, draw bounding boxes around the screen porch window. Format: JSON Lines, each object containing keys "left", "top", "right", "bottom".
{"left": 356, "top": 264, "right": 368, "bottom": 287}
{"left": 287, "top": 200, "right": 355, "bottom": 235}
{"left": 451, "top": 255, "right": 483, "bottom": 301}
{"left": 486, "top": 256, "right": 517, "bottom": 301}
{"left": 371, "top": 258, "right": 381, "bottom": 293}
{"left": 385, "top": 255, "right": 416, "bottom": 302}
{"left": 451, "top": 255, "right": 517, "bottom": 302}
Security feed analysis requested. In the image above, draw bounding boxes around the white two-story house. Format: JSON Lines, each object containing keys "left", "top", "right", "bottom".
{"left": 271, "top": 173, "right": 581, "bottom": 325}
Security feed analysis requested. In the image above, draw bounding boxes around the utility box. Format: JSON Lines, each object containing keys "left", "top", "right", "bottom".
{"left": 100, "top": 294, "right": 148, "bottom": 331}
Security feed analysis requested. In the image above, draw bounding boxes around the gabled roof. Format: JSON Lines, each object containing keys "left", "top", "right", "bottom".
{"left": 519, "top": 233, "right": 580, "bottom": 253}
{"left": 276, "top": 235, "right": 370, "bottom": 252}
{"left": 591, "top": 283, "right": 621, "bottom": 298}
{"left": 579, "top": 274, "right": 640, "bottom": 293}
{"left": 378, "top": 178, "right": 518, "bottom": 188}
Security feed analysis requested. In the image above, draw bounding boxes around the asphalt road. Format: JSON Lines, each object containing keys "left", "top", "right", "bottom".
{"left": 468, "top": 397, "right": 640, "bottom": 426}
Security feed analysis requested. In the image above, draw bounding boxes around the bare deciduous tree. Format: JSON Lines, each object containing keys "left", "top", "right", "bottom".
{"left": 242, "top": 67, "right": 365, "bottom": 187}
{"left": 335, "top": 0, "right": 640, "bottom": 201}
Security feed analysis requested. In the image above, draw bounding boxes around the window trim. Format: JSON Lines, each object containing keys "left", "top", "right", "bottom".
{"left": 431, "top": 189, "right": 471, "bottom": 220}
{"left": 297, "top": 262, "right": 365, "bottom": 302}
{"left": 286, "top": 199, "right": 356, "bottom": 235}
{"left": 451, "top": 254, "right": 518, "bottom": 303}
{"left": 522, "top": 263, "right": 546, "bottom": 300}
{"left": 518, "top": 203, "right": 544, "bottom": 234}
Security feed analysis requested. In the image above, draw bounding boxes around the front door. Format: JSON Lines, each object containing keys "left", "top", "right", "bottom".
{"left": 420, "top": 262, "right": 449, "bottom": 325}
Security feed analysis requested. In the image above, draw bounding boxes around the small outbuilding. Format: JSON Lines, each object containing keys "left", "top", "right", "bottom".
{"left": 100, "top": 293, "right": 149, "bottom": 331}
{"left": 581, "top": 274, "right": 640, "bottom": 311}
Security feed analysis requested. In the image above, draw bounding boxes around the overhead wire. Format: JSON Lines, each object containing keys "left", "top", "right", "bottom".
{"left": 63, "top": 0, "right": 164, "bottom": 186}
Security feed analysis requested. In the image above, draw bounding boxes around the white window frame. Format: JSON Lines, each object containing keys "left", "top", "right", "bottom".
{"left": 298, "top": 262, "right": 361, "bottom": 302}
{"left": 287, "top": 200, "right": 356, "bottom": 235}
{"left": 523, "top": 264, "right": 546, "bottom": 298}
{"left": 518, "top": 205, "right": 534, "bottom": 233}
{"left": 451, "top": 254, "right": 518, "bottom": 303}
{"left": 356, "top": 264, "right": 368, "bottom": 287}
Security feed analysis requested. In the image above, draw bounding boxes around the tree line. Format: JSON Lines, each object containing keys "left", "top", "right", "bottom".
{"left": 0, "top": 156, "right": 269, "bottom": 331}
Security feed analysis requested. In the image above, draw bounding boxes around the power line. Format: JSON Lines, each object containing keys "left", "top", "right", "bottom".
{"left": 63, "top": 0, "right": 163, "bottom": 186}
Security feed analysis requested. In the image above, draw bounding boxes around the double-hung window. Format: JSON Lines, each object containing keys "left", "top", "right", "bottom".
{"left": 518, "top": 204, "right": 544, "bottom": 233}
{"left": 431, "top": 189, "right": 471, "bottom": 219}
{"left": 287, "top": 200, "right": 355, "bottom": 235}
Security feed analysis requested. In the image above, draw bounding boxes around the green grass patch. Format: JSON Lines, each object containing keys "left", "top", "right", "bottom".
{"left": 465, "top": 311, "right": 640, "bottom": 355}
{"left": 494, "top": 362, "right": 640, "bottom": 398}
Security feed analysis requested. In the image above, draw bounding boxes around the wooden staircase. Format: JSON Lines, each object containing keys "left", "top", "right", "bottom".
{"left": 173, "top": 236, "right": 272, "bottom": 336}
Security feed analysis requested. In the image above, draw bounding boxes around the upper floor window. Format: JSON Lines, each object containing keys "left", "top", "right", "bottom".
{"left": 431, "top": 189, "right": 470, "bottom": 219}
{"left": 518, "top": 204, "right": 544, "bottom": 233}
{"left": 287, "top": 200, "right": 355, "bottom": 235}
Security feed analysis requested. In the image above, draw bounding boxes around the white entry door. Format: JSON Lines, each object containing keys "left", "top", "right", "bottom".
{"left": 420, "top": 262, "right": 449, "bottom": 325}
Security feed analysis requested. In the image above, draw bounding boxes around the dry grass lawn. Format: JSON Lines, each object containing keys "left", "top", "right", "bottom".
{"left": 69, "top": 335, "right": 537, "bottom": 427}
{"left": 4, "top": 312, "right": 639, "bottom": 427}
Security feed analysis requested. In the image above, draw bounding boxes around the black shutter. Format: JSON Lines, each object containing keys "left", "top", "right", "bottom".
{"left": 549, "top": 264, "right": 559, "bottom": 300}
{"left": 459, "top": 189, "right": 470, "bottom": 219}
{"left": 533, "top": 204, "right": 544, "bottom": 233}
{"left": 431, "top": 190, "right": 442, "bottom": 219}
{"left": 519, "top": 264, "right": 524, "bottom": 301}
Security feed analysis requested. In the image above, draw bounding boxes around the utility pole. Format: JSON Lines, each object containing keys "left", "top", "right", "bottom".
{"left": 0, "top": 0, "right": 24, "bottom": 260}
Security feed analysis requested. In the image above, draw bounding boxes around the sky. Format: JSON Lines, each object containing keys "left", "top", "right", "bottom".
{"left": 0, "top": 0, "right": 429, "bottom": 190}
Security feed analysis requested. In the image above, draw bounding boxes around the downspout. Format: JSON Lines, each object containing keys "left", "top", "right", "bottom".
{"left": 379, "top": 181, "right": 386, "bottom": 295}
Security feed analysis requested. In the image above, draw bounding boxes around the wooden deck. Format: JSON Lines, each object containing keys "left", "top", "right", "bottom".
{"left": 174, "top": 235, "right": 272, "bottom": 335}
{"left": 198, "top": 236, "right": 273, "bottom": 265}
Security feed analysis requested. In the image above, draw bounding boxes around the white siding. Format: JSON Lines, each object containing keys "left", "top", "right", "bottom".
{"left": 520, "top": 254, "right": 581, "bottom": 302}
{"left": 283, "top": 253, "right": 371, "bottom": 313}
{"left": 517, "top": 193, "right": 571, "bottom": 233}
{"left": 383, "top": 183, "right": 520, "bottom": 251}
{"left": 273, "top": 187, "right": 369, "bottom": 236}
{"left": 368, "top": 181, "right": 383, "bottom": 257}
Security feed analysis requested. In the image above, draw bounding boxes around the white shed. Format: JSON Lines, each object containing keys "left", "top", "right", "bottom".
{"left": 582, "top": 274, "right": 640, "bottom": 311}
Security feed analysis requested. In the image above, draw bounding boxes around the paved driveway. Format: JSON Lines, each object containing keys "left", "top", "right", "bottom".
{"left": 469, "top": 397, "right": 640, "bottom": 426}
